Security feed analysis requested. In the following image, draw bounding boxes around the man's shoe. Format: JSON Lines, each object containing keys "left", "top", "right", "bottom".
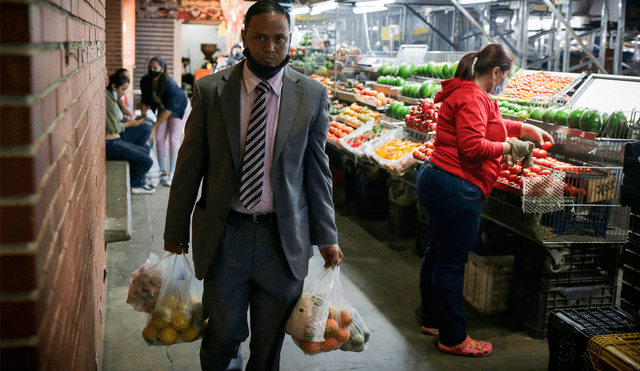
{"left": 132, "top": 185, "right": 156, "bottom": 194}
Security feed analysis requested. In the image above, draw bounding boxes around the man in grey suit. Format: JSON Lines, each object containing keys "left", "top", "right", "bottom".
{"left": 163, "top": 1, "right": 343, "bottom": 370}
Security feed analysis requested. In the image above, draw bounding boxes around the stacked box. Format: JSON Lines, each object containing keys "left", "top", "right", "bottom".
{"left": 621, "top": 141, "right": 640, "bottom": 214}
{"left": 547, "top": 307, "right": 640, "bottom": 371}
{"left": 622, "top": 220, "right": 640, "bottom": 317}
{"left": 463, "top": 252, "right": 514, "bottom": 315}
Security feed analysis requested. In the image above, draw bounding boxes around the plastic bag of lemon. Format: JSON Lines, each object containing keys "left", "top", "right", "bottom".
{"left": 285, "top": 267, "right": 370, "bottom": 355}
{"left": 141, "top": 253, "right": 207, "bottom": 346}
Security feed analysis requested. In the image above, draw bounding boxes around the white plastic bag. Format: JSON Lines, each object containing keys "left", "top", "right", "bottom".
{"left": 286, "top": 267, "right": 369, "bottom": 355}
{"left": 140, "top": 253, "right": 207, "bottom": 346}
{"left": 127, "top": 252, "right": 167, "bottom": 313}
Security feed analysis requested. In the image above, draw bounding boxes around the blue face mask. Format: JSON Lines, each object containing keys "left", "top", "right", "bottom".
{"left": 489, "top": 72, "right": 509, "bottom": 96}
{"left": 112, "top": 90, "right": 118, "bottom": 100}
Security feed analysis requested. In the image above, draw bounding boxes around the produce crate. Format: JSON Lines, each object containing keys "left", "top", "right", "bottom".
{"left": 513, "top": 243, "right": 621, "bottom": 290}
{"left": 621, "top": 240, "right": 640, "bottom": 317}
{"left": 388, "top": 200, "right": 417, "bottom": 239}
{"left": 353, "top": 164, "right": 389, "bottom": 220}
{"left": 463, "top": 252, "right": 514, "bottom": 315}
{"left": 365, "top": 127, "right": 432, "bottom": 176}
{"left": 589, "top": 333, "right": 640, "bottom": 371}
{"left": 338, "top": 121, "right": 399, "bottom": 159}
{"left": 547, "top": 307, "right": 640, "bottom": 371}
{"left": 511, "top": 283, "right": 617, "bottom": 339}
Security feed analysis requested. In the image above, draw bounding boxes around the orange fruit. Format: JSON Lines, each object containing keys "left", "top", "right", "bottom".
{"left": 336, "top": 328, "right": 350, "bottom": 342}
{"left": 171, "top": 312, "right": 191, "bottom": 331}
{"left": 162, "top": 295, "right": 185, "bottom": 311}
{"left": 181, "top": 326, "right": 199, "bottom": 342}
{"left": 327, "top": 306, "right": 337, "bottom": 320}
{"left": 320, "top": 337, "right": 338, "bottom": 351}
{"left": 299, "top": 339, "right": 321, "bottom": 355}
{"left": 151, "top": 309, "right": 171, "bottom": 329}
{"left": 340, "top": 310, "right": 352, "bottom": 327}
{"left": 142, "top": 325, "right": 159, "bottom": 344}
{"left": 159, "top": 327, "right": 178, "bottom": 345}
{"left": 324, "top": 319, "right": 339, "bottom": 338}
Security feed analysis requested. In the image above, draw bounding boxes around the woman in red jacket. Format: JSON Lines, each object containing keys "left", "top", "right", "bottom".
{"left": 416, "top": 44, "right": 553, "bottom": 357}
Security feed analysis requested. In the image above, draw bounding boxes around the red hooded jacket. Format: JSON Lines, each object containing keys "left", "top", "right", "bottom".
{"left": 430, "top": 78, "right": 522, "bottom": 197}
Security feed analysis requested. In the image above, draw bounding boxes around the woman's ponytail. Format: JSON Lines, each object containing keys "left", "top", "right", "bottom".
{"left": 454, "top": 44, "right": 514, "bottom": 81}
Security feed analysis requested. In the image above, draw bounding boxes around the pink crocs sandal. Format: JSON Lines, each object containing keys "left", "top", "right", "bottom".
{"left": 438, "top": 335, "right": 492, "bottom": 357}
{"left": 421, "top": 326, "right": 439, "bottom": 335}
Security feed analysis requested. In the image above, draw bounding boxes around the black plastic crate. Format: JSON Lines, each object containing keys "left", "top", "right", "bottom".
{"left": 513, "top": 244, "right": 620, "bottom": 290}
{"left": 621, "top": 281, "right": 640, "bottom": 318}
{"left": 511, "top": 283, "right": 617, "bottom": 339}
{"left": 388, "top": 200, "right": 417, "bottom": 238}
{"left": 353, "top": 168, "right": 389, "bottom": 220}
{"left": 547, "top": 307, "right": 640, "bottom": 371}
{"left": 630, "top": 214, "right": 640, "bottom": 234}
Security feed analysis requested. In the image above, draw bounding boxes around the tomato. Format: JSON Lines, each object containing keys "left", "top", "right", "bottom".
{"left": 521, "top": 168, "right": 531, "bottom": 176}
{"left": 529, "top": 166, "right": 542, "bottom": 174}
{"left": 509, "top": 174, "right": 519, "bottom": 183}
{"left": 541, "top": 141, "right": 553, "bottom": 150}
{"left": 540, "top": 169, "right": 552, "bottom": 176}
{"left": 532, "top": 149, "right": 548, "bottom": 158}
{"left": 509, "top": 165, "right": 522, "bottom": 175}
{"left": 500, "top": 170, "right": 511, "bottom": 179}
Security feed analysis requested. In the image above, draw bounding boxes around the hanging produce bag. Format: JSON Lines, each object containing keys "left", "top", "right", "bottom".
{"left": 285, "top": 266, "right": 370, "bottom": 355}
{"left": 139, "top": 253, "right": 207, "bottom": 346}
{"left": 127, "top": 252, "right": 167, "bottom": 313}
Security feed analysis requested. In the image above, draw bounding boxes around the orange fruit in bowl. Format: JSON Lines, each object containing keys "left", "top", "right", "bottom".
{"left": 160, "top": 327, "right": 179, "bottom": 345}
{"left": 340, "top": 310, "right": 352, "bottom": 327}
{"left": 336, "top": 328, "right": 350, "bottom": 342}
{"left": 151, "top": 309, "right": 171, "bottom": 329}
{"left": 171, "top": 311, "right": 191, "bottom": 331}
{"left": 142, "top": 325, "right": 159, "bottom": 344}
{"left": 181, "top": 326, "right": 199, "bottom": 342}
{"left": 324, "top": 319, "right": 339, "bottom": 338}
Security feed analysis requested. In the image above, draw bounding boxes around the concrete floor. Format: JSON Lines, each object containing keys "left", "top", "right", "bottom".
{"left": 103, "top": 186, "right": 550, "bottom": 371}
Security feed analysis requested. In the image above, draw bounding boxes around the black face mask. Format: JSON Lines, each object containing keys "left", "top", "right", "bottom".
{"left": 148, "top": 69, "right": 162, "bottom": 78}
{"left": 242, "top": 48, "right": 290, "bottom": 80}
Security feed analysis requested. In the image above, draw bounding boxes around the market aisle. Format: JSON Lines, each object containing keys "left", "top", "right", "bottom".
{"left": 103, "top": 186, "right": 549, "bottom": 371}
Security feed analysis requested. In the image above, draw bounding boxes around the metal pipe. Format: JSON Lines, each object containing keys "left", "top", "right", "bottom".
{"left": 613, "top": 0, "right": 626, "bottom": 74}
{"left": 405, "top": 5, "right": 456, "bottom": 48}
{"left": 448, "top": 0, "right": 496, "bottom": 45}
{"left": 475, "top": 7, "right": 520, "bottom": 57}
{"left": 519, "top": 0, "right": 529, "bottom": 69}
{"left": 600, "top": 0, "right": 608, "bottom": 72}
{"left": 563, "top": 2, "right": 571, "bottom": 72}
{"left": 541, "top": 0, "right": 608, "bottom": 74}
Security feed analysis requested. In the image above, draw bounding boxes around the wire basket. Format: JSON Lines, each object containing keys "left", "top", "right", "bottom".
{"left": 588, "top": 333, "right": 640, "bottom": 371}
{"left": 365, "top": 128, "right": 431, "bottom": 176}
{"left": 597, "top": 110, "right": 640, "bottom": 141}
{"left": 522, "top": 170, "right": 566, "bottom": 214}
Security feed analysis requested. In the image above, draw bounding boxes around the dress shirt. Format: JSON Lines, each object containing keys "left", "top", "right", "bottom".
{"left": 230, "top": 62, "right": 284, "bottom": 214}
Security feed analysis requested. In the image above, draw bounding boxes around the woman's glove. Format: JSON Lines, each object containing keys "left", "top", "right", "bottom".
{"left": 506, "top": 139, "right": 535, "bottom": 168}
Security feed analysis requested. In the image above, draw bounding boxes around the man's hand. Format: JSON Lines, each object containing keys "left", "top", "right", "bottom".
{"left": 165, "top": 240, "right": 187, "bottom": 254}
{"left": 319, "top": 245, "right": 343, "bottom": 268}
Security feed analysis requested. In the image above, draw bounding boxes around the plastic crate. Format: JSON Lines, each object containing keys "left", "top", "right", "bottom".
{"left": 353, "top": 165, "right": 389, "bottom": 220}
{"left": 588, "top": 333, "right": 640, "bottom": 371}
{"left": 547, "top": 307, "right": 640, "bottom": 371}
{"left": 463, "top": 252, "right": 514, "bottom": 315}
{"left": 621, "top": 241, "right": 640, "bottom": 317}
{"left": 513, "top": 244, "right": 621, "bottom": 290}
{"left": 511, "top": 283, "right": 618, "bottom": 339}
{"left": 388, "top": 200, "right": 417, "bottom": 238}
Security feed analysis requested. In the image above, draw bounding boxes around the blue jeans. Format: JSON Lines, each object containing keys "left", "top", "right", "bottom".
{"left": 415, "top": 161, "right": 485, "bottom": 346}
{"left": 105, "top": 124, "right": 153, "bottom": 188}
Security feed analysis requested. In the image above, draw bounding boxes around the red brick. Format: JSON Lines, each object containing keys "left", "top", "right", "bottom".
{"left": 0, "top": 252, "right": 36, "bottom": 293}
{"left": 41, "top": 90, "right": 58, "bottom": 131}
{"left": 0, "top": 295, "right": 38, "bottom": 338}
{"left": 0, "top": 157, "right": 35, "bottom": 196}
{"left": 41, "top": 7, "right": 66, "bottom": 43}
{"left": 0, "top": 205, "right": 35, "bottom": 244}
{"left": 0, "top": 55, "right": 31, "bottom": 96}
{"left": 0, "top": 106, "right": 32, "bottom": 146}
{"left": 0, "top": 3, "right": 30, "bottom": 43}
{"left": 51, "top": 113, "right": 72, "bottom": 160}
{"left": 56, "top": 80, "right": 72, "bottom": 117}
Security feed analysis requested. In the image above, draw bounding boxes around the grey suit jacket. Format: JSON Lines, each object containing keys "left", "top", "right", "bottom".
{"left": 163, "top": 62, "right": 339, "bottom": 281}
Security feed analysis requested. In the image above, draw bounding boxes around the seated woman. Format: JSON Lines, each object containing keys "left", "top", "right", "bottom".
{"left": 106, "top": 73, "right": 155, "bottom": 194}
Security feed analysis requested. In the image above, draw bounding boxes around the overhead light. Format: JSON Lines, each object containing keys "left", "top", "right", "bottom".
{"left": 495, "top": 16, "right": 506, "bottom": 24}
{"left": 355, "top": 0, "right": 395, "bottom": 7}
{"left": 290, "top": 6, "right": 309, "bottom": 15}
{"left": 353, "top": 6, "right": 387, "bottom": 13}
{"left": 310, "top": 0, "right": 337, "bottom": 14}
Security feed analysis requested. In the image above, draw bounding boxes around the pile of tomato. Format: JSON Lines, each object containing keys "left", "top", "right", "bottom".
{"left": 345, "top": 126, "right": 390, "bottom": 148}
{"left": 327, "top": 121, "right": 354, "bottom": 142}
{"left": 412, "top": 141, "right": 434, "bottom": 161}
{"left": 495, "top": 71, "right": 575, "bottom": 102}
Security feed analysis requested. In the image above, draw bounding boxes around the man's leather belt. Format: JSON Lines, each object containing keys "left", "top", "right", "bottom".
{"left": 228, "top": 209, "right": 276, "bottom": 223}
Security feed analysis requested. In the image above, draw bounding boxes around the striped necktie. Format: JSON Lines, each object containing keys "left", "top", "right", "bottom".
{"left": 239, "top": 81, "right": 270, "bottom": 211}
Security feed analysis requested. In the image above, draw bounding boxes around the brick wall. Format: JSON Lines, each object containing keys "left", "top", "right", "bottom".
{"left": 0, "top": 0, "right": 107, "bottom": 368}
